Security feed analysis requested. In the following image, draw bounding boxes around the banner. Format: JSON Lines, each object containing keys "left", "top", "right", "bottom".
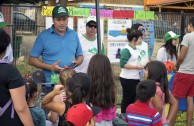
{"left": 42, "top": 6, "right": 55, "bottom": 16}
{"left": 42, "top": 6, "right": 90, "bottom": 17}
{"left": 134, "top": 11, "right": 154, "bottom": 20}
{"left": 113, "top": 10, "right": 134, "bottom": 19}
{"left": 42, "top": 6, "right": 154, "bottom": 20}
{"left": 68, "top": 8, "right": 90, "bottom": 17}
{"left": 146, "top": 11, "right": 154, "bottom": 20}
{"left": 91, "top": 9, "right": 113, "bottom": 18}
{"left": 134, "top": 11, "right": 145, "bottom": 19}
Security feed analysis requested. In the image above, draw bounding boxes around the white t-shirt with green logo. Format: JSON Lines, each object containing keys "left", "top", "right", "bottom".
{"left": 75, "top": 34, "right": 98, "bottom": 73}
{"left": 136, "top": 41, "right": 149, "bottom": 66}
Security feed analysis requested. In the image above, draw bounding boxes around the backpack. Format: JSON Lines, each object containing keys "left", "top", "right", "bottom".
{"left": 112, "top": 113, "right": 128, "bottom": 126}
{"left": 0, "top": 99, "right": 14, "bottom": 118}
{"left": 0, "top": 61, "right": 15, "bottom": 119}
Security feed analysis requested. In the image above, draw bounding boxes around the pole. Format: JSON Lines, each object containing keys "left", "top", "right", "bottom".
{"left": 95, "top": 0, "right": 101, "bottom": 53}
{"left": 178, "top": 11, "right": 184, "bottom": 51}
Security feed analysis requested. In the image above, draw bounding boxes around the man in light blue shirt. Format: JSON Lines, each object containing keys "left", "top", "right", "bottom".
{"left": 29, "top": 6, "right": 83, "bottom": 82}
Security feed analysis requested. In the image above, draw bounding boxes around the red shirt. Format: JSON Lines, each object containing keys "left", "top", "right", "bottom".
{"left": 126, "top": 101, "right": 162, "bottom": 126}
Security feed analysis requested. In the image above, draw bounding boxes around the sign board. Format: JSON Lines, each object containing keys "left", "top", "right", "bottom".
{"left": 108, "top": 19, "right": 132, "bottom": 41}
{"left": 107, "top": 42, "right": 128, "bottom": 63}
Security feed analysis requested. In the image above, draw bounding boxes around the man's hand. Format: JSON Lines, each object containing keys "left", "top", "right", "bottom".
{"left": 51, "top": 60, "right": 63, "bottom": 72}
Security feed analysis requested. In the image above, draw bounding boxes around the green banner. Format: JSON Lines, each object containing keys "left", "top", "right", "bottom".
{"left": 134, "top": 11, "right": 154, "bottom": 20}
{"left": 134, "top": 11, "right": 145, "bottom": 19}
{"left": 68, "top": 7, "right": 91, "bottom": 17}
{"left": 146, "top": 11, "right": 155, "bottom": 20}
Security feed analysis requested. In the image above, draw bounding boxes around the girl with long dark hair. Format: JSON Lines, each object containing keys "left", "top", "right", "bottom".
{"left": 88, "top": 54, "right": 116, "bottom": 126}
{"left": 145, "top": 61, "right": 178, "bottom": 126}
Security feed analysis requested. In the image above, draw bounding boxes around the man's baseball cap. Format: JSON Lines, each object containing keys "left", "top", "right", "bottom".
{"left": 164, "top": 31, "right": 180, "bottom": 42}
{"left": 0, "top": 12, "right": 8, "bottom": 28}
{"left": 66, "top": 103, "right": 101, "bottom": 126}
{"left": 86, "top": 16, "right": 96, "bottom": 25}
{"left": 52, "top": 6, "right": 69, "bottom": 18}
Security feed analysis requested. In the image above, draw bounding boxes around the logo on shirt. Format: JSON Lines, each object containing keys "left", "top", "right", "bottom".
{"left": 140, "top": 50, "right": 146, "bottom": 56}
{"left": 138, "top": 55, "right": 141, "bottom": 61}
{"left": 88, "top": 47, "right": 97, "bottom": 54}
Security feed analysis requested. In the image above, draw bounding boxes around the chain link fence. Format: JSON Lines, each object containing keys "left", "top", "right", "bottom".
{"left": 1, "top": 5, "right": 45, "bottom": 75}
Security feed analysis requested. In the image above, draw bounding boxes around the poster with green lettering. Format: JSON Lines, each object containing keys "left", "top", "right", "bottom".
{"left": 69, "top": 7, "right": 90, "bottom": 17}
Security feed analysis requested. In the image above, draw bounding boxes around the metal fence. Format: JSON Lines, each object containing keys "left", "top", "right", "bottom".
{"left": 154, "top": 12, "right": 193, "bottom": 40}
{"left": 1, "top": 5, "right": 45, "bottom": 75}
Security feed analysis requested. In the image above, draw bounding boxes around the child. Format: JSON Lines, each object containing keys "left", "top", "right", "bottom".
{"left": 172, "top": 16, "right": 194, "bottom": 126}
{"left": 156, "top": 31, "right": 180, "bottom": 63}
{"left": 126, "top": 79, "right": 162, "bottom": 126}
{"left": 42, "top": 73, "right": 92, "bottom": 126}
{"left": 87, "top": 54, "right": 116, "bottom": 126}
{"left": 145, "top": 61, "right": 178, "bottom": 126}
{"left": 48, "top": 68, "right": 76, "bottom": 126}
{"left": 66, "top": 103, "right": 101, "bottom": 126}
{"left": 25, "top": 80, "right": 46, "bottom": 126}
{"left": 119, "top": 28, "right": 144, "bottom": 113}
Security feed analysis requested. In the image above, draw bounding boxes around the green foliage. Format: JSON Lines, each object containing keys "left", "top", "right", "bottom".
{"left": 16, "top": 60, "right": 36, "bottom": 76}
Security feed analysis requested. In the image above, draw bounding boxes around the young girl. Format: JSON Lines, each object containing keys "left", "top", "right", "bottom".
{"left": 47, "top": 68, "right": 76, "bottom": 126}
{"left": 156, "top": 31, "right": 180, "bottom": 63}
{"left": 87, "top": 54, "right": 116, "bottom": 126}
{"left": 25, "top": 80, "right": 46, "bottom": 126}
{"left": 145, "top": 61, "right": 178, "bottom": 126}
{"left": 42, "top": 73, "right": 94, "bottom": 126}
{"left": 119, "top": 28, "right": 144, "bottom": 113}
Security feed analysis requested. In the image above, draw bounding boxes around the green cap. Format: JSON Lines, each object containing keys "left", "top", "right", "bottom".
{"left": 52, "top": 6, "right": 69, "bottom": 18}
{"left": 0, "top": 12, "right": 8, "bottom": 28}
{"left": 164, "top": 31, "right": 180, "bottom": 42}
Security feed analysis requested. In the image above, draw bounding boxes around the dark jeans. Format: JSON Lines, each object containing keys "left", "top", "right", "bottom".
{"left": 120, "top": 77, "right": 140, "bottom": 113}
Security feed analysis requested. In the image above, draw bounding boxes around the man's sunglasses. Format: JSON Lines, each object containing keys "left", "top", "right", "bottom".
{"left": 87, "top": 24, "right": 97, "bottom": 28}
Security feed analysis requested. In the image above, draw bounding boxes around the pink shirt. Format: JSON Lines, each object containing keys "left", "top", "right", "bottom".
{"left": 95, "top": 106, "right": 116, "bottom": 122}
{"left": 150, "top": 82, "right": 167, "bottom": 125}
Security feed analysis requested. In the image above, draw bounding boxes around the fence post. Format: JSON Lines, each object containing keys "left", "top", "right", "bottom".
{"left": 180, "top": 11, "right": 185, "bottom": 43}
